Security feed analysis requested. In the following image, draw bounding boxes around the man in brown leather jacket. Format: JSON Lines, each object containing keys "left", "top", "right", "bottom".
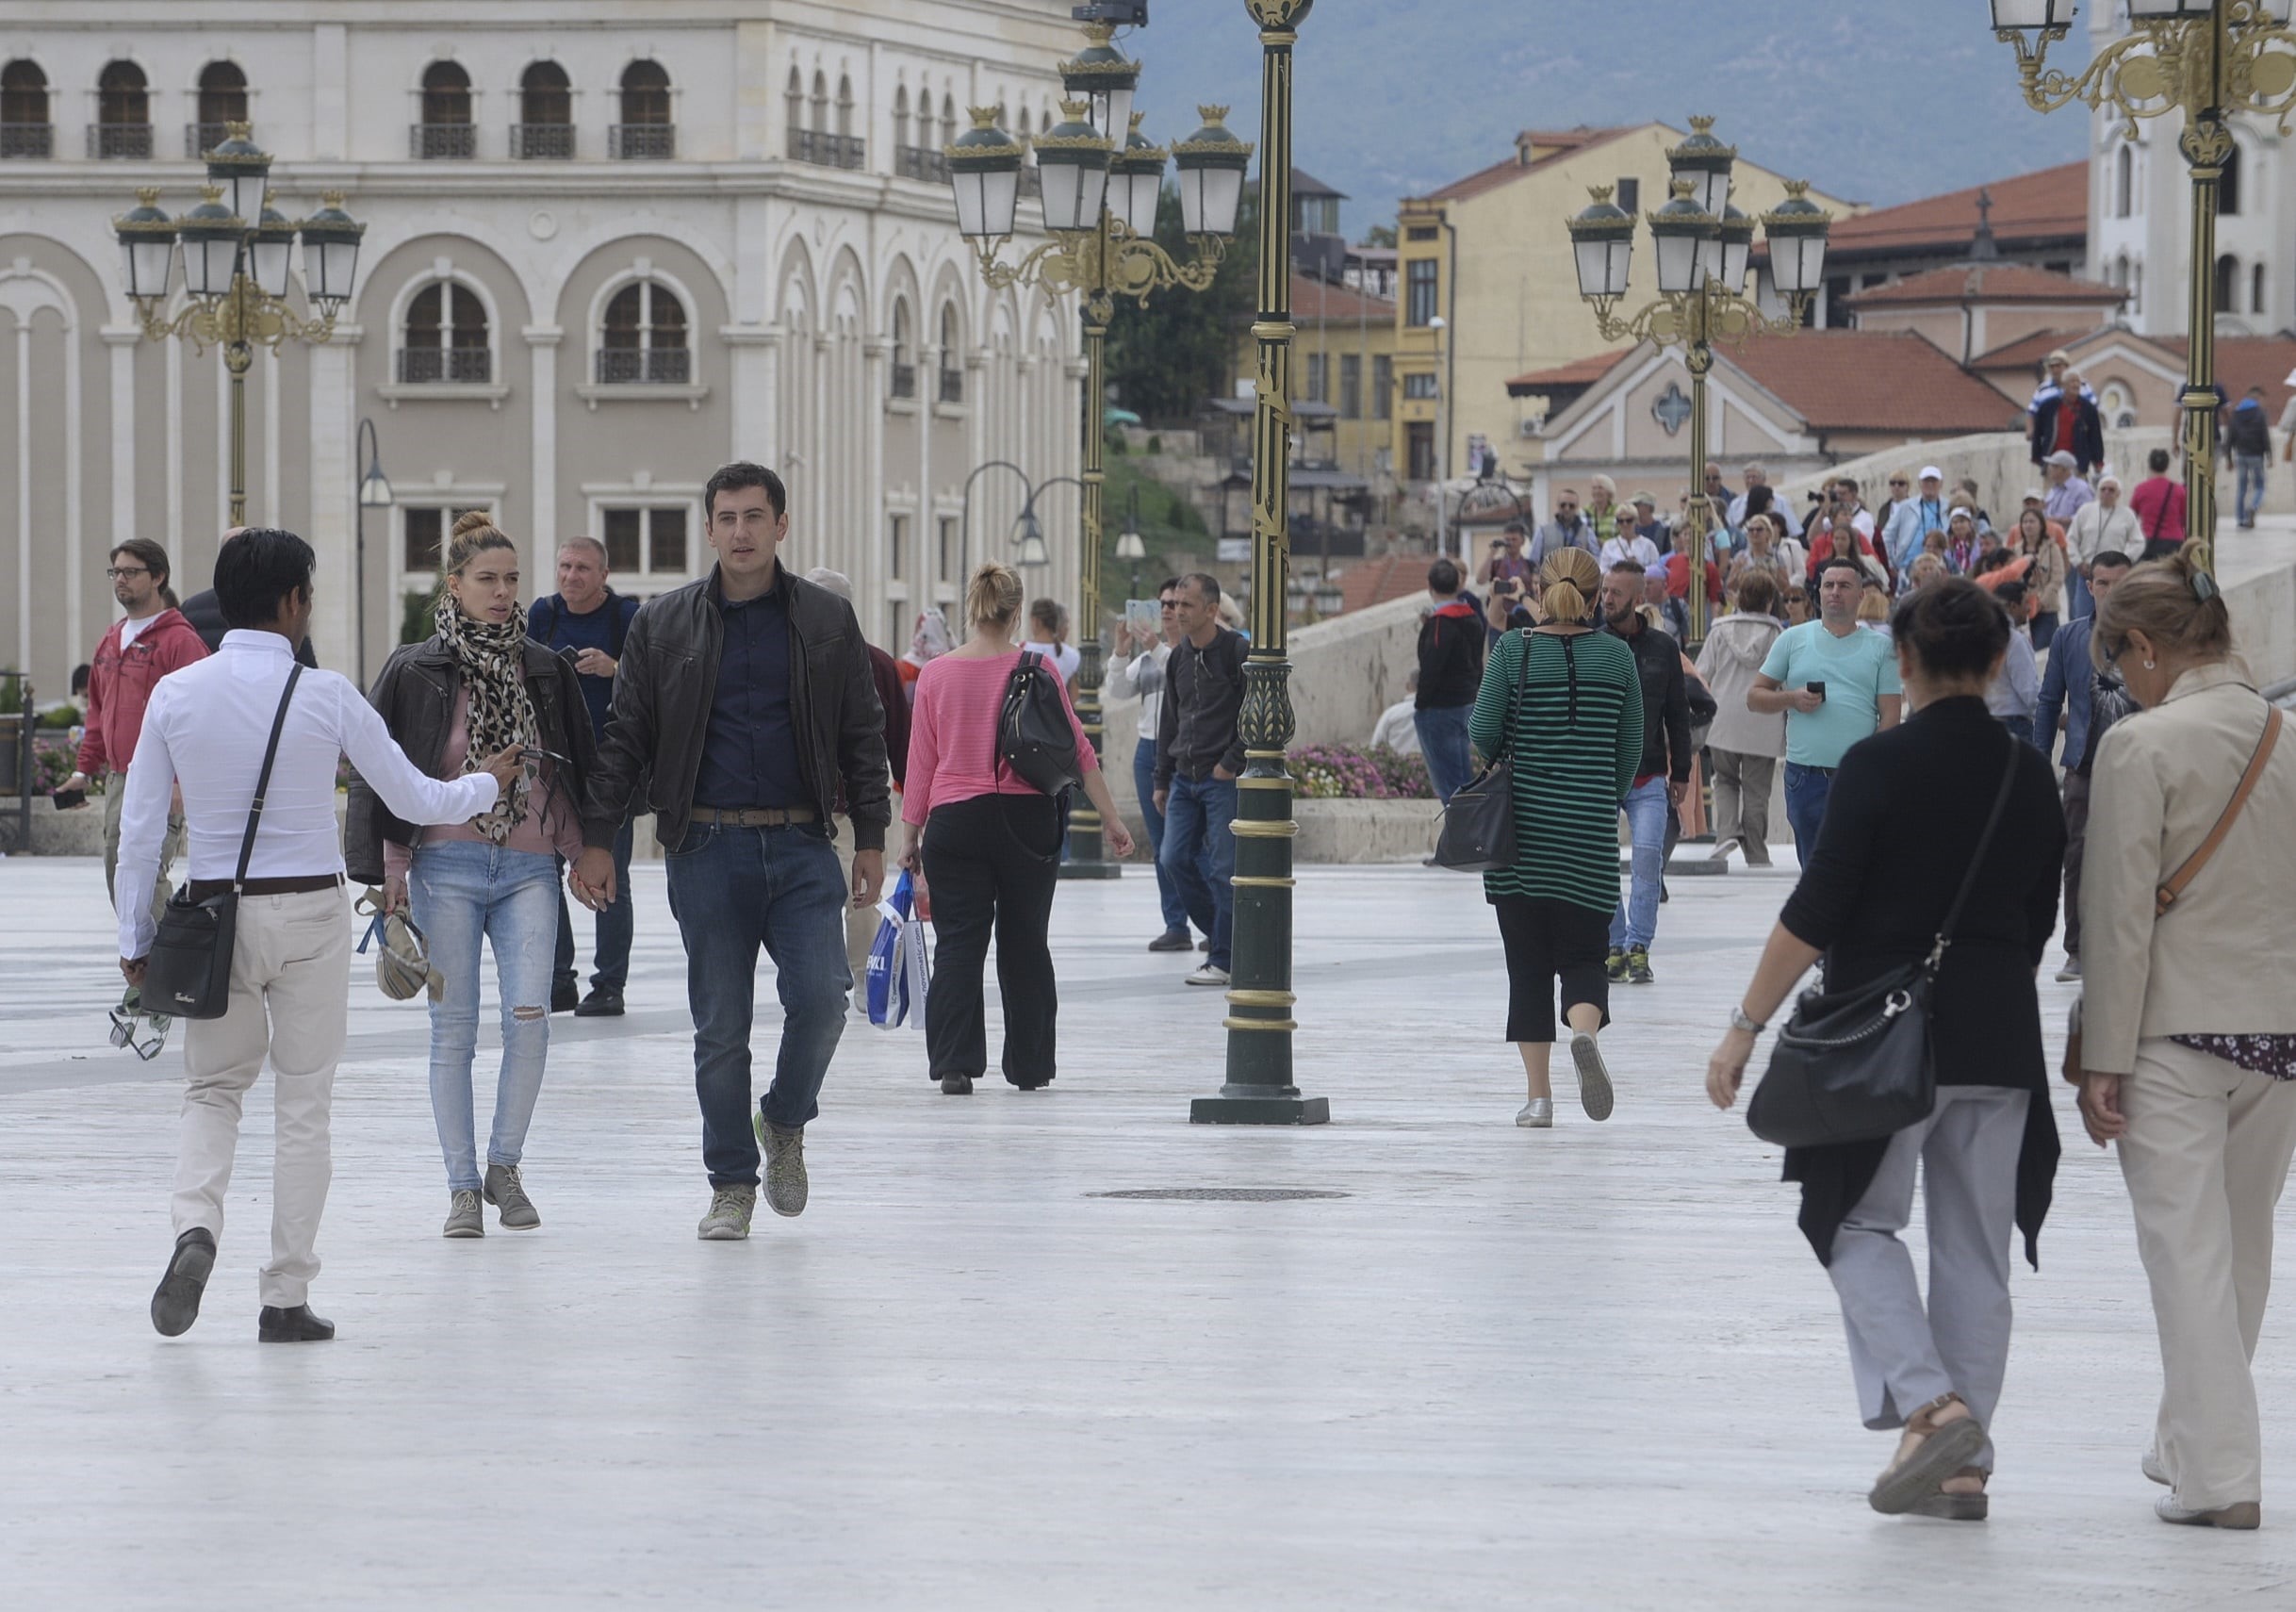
{"left": 573, "top": 461, "right": 890, "bottom": 1242}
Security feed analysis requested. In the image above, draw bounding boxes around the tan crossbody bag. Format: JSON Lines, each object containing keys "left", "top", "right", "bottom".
{"left": 2064, "top": 704, "right": 2283, "bottom": 1083}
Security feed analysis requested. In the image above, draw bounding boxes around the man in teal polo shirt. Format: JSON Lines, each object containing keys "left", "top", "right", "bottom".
{"left": 1748, "top": 556, "right": 1903, "bottom": 856}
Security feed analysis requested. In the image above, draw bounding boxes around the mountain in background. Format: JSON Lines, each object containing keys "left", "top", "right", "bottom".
{"left": 1118, "top": 0, "right": 2094, "bottom": 237}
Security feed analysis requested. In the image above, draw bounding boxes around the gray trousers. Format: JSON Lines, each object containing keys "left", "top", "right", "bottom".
{"left": 1707, "top": 749, "right": 1775, "bottom": 866}
{"left": 1829, "top": 1084, "right": 2030, "bottom": 1471}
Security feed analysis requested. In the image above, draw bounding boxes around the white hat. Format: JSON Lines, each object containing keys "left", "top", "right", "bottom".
{"left": 1918, "top": 465, "right": 1943, "bottom": 482}
{"left": 2043, "top": 449, "right": 2079, "bottom": 469}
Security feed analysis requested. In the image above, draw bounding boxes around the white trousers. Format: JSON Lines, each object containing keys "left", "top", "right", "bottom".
{"left": 1828, "top": 1085, "right": 2030, "bottom": 1472}
{"left": 2118, "top": 1037, "right": 2296, "bottom": 1510}
{"left": 172, "top": 887, "right": 350, "bottom": 1308}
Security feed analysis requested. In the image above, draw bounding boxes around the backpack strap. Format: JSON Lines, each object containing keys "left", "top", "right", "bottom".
{"left": 2157, "top": 705, "right": 2282, "bottom": 916}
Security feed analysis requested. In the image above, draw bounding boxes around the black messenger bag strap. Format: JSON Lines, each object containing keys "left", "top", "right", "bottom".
{"left": 234, "top": 664, "right": 304, "bottom": 890}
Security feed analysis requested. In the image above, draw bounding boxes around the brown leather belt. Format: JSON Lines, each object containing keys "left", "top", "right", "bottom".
{"left": 186, "top": 874, "right": 345, "bottom": 901}
{"left": 688, "top": 805, "right": 820, "bottom": 827}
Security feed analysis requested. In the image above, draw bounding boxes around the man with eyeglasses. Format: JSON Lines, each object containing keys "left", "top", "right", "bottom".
{"left": 1107, "top": 577, "right": 1201, "bottom": 953}
{"left": 1529, "top": 492, "right": 1599, "bottom": 567}
{"left": 63, "top": 539, "right": 207, "bottom": 937}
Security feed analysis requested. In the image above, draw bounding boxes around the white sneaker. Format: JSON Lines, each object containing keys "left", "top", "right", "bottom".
{"left": 1185, "top": 963, "right": 1230, "bottom": 988}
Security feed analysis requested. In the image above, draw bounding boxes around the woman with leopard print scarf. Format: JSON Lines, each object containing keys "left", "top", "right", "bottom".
{"left": 354, "top": 513, "right": 594, "bottom": 1242}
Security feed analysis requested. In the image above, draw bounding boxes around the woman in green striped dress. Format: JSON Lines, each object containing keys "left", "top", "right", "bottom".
{"left": 1469, "top": 547, "right": 1646, "bottom": 1127}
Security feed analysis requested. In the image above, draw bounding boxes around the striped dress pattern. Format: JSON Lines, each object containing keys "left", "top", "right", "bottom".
{"left": 1468, "top": 628, "right": 1646, "bottom": 913}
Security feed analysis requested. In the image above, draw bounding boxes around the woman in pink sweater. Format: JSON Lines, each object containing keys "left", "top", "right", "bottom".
{"left": 902, "top": 564, "right": 1134, "bottom": 1094}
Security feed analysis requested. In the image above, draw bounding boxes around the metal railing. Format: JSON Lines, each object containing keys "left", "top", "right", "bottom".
{"left": 0, "top": 671, "right": 35, "bottom": 848}
{"left": 595, "top": 347, "right": 692, "bottom": 385}
{"left": 894, "top": 145, "right": 948, "bottom": 184}
{"left": 186, "top": 121, "right": 240, "bottom": 158}
{"left": 511, "top": 123, "right": 575, "bottom": 159}
{"left": 790, "top": 129, "right": 865, "bottom": 170}
{"left": 397, "top": 347, "right": 494, "bottom": 384}
{"left": 938, "top": 367, "right": 964, "bottom": 405}
{"left": 891, "top": 362, "right": 918, "bottom": 400}
{"left": 410, "top": 123, "right": 477, "bottom": 160}
{"left": 609, "top": 123, "right": 676, "bottom": 160}
{"left": 0, "top": 123, "right": 54, "bottom": 159}
{"left": 88, "top": 122, "right": 154, "bottom": 159}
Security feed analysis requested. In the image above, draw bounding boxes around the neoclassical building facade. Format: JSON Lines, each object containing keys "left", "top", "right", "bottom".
{"left": 0, "top": 0, "right": 1083, "bottom": 689}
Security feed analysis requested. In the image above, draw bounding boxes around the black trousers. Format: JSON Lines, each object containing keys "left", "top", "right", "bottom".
{"left": 1493, "top": 895, "right": 1612, "bottom": 1044}
{"left": 922, "top": 793, "right": 1063, "bottom": 1085}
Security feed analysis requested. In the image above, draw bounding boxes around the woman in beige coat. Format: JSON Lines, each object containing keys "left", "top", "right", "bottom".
{"left": 2076, "top": 551, "right": 2296, "bottom": 1532}
{"left": 1696, "top": 571, "right": 1786, "bottom": 866}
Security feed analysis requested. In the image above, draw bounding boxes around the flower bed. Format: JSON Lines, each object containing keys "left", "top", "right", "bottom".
{"left": 1286, "top": 744, "right": 1434, "bottom": 800}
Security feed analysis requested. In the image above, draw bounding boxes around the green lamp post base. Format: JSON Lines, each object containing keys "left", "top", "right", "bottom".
{"left": 1057, "top": 860, "right": 1124, "bottom": 880}
{"left": 1190, "top": 1091, "right": 1330, "bottom": 1126}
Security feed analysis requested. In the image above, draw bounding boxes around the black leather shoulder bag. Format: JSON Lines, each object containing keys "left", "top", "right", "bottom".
{"left": 141, "top": 666, "right": 303, "bottom": 1021}
{"left": 1746, "top": 732, "right": 2020, "bottom": 1150}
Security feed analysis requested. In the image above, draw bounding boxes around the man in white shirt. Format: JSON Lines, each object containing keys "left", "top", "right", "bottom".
{"left": 1104, "top": 577, "right": 1198, "bottom": 951}
{"left": 1726, "top": 462, "right": 1804, "bottom": 539}
{"left": 121, "top": 528, "right": 517, "bottom": 1345}
{"left": 1599, "top": 520, "right": 1662, "bottom": 572}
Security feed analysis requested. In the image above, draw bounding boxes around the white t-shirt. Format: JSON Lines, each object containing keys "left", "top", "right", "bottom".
{"left": 1021, "top": 639, "right": 1081, "bottom": 683}
{"left": 117, "top": 612, "right": 157, "bottom": 651}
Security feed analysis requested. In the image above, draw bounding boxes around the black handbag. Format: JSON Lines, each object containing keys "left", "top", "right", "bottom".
{"left": 1745, "top": 733, "right": 2020, "bottom": 1150}
{"left": 1432, "top": 628, "right": 1535, "bottom": 873}
{"left": 996, "top": 650, "right": 1084, "bottom": 799}
{"left": 140, "top": 666, "right": 303, "bottom": 1021}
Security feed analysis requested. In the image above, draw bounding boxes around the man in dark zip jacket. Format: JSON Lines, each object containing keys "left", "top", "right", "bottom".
{"left": 1598, "top": 558, "right": 1692, "bottom": 985}
{"left": 1414, "top": 557, "right": 1484, "bottom": 802}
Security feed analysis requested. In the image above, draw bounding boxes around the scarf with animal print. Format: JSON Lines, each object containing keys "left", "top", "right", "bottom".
{"left": 434, "top": 593, "right": 540, "bottom": 844}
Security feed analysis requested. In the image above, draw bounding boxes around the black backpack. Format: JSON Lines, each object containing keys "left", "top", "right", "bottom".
{"left": 996, "top": 650, "right": 1084, "bottom": 798}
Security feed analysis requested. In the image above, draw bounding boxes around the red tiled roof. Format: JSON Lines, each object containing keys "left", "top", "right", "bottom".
{"left": 1335, "top": 553, "right": 1441, "bottom": 616}
{"left": 1809, "top": 161, "right": 2087, "bottom": 259}
{"left": 1845, "top": 261, "right": 2125, "bottom": 308}
{"left": 1968, "top": 328, "right": 2107, "bottom": 370}
{"left": 1507, "top": 349, "right": 1634, "bottom": 391}
{"left": 1417, "top": 124, "right": 1645, "bottom": 205}
{"left": 1289, "top": 271, "right": 1394, "bottom": 322}
{"left": 2154, "top": 335, "right": 2296, "bottom": 403}
{"left": 1724, "top": 330, "right": 2025, "bottom": 436}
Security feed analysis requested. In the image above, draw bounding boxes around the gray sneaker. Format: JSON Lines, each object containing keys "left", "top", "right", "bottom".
{"left": 443, "top": 1190, "right": 484, "bottom": 1239}
{"left": 756, "top": 1113, "right": 810, "bottom": 1217}
{"left": 484, "top": 1162, "right": 540, "bottom": 1231}
{"left": 697, "top": 1185, "right": 757, "bottom": 1241}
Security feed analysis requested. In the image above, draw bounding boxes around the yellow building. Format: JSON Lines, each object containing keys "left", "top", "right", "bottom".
{"left": 1393, "top": 124, "right": 1861, "bottom": 488}
{"left": 1229, "top": 270, "right": 1400, "bottom": 480}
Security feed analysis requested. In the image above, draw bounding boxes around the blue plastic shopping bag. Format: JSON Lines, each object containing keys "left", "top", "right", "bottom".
{"left": 865, "top": 869, "right": 930, "bottom": 1029}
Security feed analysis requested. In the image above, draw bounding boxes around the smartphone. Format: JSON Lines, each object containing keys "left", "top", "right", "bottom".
{"left": 1806, "top": 681, "right": 1827, "bottom": 701}
{"left": 1125, "top": 598, "right": 1159, "bottom": 639}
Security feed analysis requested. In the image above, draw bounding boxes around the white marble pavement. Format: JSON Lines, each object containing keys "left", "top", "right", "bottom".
{"left": 1, "top": 853, "right": 2291, "bottom": 1610}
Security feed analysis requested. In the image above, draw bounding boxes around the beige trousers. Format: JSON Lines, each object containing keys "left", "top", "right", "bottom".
{"left": 2117, "top": 1037, "right": 2296, "bottom": 1509}
{"left": 173, "top": 887, "right": 351, "bottom": 1308}
{"left": 104, "top": 770, "right": 183, "bottom": 938}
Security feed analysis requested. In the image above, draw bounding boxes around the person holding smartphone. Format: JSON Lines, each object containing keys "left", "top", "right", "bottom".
{"left": 347, "top": 514, "right": 596, "bottom": 1240}
{"left": 1748, "top": 557, "right": 1905, "bottom": 857}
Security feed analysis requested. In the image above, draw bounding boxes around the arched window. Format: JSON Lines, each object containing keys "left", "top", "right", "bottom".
{"left": 938, "top": 304, "right": 962, "bottom": 403}
{"left": 891, "top": 300, "right": 916, "bottom": 398}
{"left": 2254, "top": 261, "right": 2268, "bottom": 316}
{"left": 1017, "top": 106, "right": 1032, "bottom": 140}
{"left": 416, "top": 61, "right": 474, "bottom": 159}
{"left": 1, "top": 60, "right": 51, "bottom": 158}
{"left": 401, "top": 280, "right": 491, "bottom": 384}
{"left": 2222, "top": 143, "right": 2242, "bottom": 216}
{"left": 837, "top": 74, "right": 855, "bottom": 139}
{"left": 2131, "top": 259, "right": 2143, "bottom": 318}
{"left": 599, "top": 279, "right": 691, "bottom": 385}
{"left": 192, "top": 61, "right": 247, "bottom": 157}
{"left": 517, "top": 62, "right": 572, "bottom": 159}
{"left": 2114, "top": 142, "right": 2133, "bottom": 218}
{"left": 786, "top": 68, "right": 805, "bottom": 141}
{"left": 2216, "top": 253, "right": 2239, "bottom": 310}
{"left": 615, "top": 60, "right": 673, "bottom": 158}
{"left": 811, "top": 71, "right": 828, "bottom": 134}
{"left": 941, "top": 94, "right": 957, "bottom": 149}
{"left": 94, "top": 61, "right": 151, "bottom": 158}
{"left": 894, "top": 86, "right": 910, "bottom": 152}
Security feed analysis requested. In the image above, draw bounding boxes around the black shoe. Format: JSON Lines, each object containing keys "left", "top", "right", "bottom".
{"left": 939, "top": 1074, "right": 974, "bottom": 1094}
{"left": 151, "top": 1227, "right": 216, "bottom": 1338}
{"left": 574, "top": 986, "right": 625, "bottom": 1017}
{"left": 1627, "top": 946, "right": 1655, "bottom": 985}
{"left": 550, "top": 979, "right": 579, "bottom": 1013}
{"left": 258, "top": 1304, "right": 336, "bottom": 1343}
{"left": 1148, "top": 929, "right": 1192, "bottom": 952}
{"left": 1604, "top": 947, "right": 1630, "bottom": 984}
{"left": 1010, "top": 1076, "right": 1052, "bottom": 1091}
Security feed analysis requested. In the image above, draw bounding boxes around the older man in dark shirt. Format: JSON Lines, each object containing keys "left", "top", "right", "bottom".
{"left": 1152, "top": 571, "right": 1248, "bottom": 988}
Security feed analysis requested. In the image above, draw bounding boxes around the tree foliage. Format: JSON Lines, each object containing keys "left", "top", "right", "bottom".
{"left": 1103, "top": 183, "right": 1260, "bottom": 427}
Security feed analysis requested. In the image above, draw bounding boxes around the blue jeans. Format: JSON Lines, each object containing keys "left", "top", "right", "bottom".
{"left": 555, "top": 814, "right": 634, "bottom": 993}
{"left": 1159, "top": 774, "right": 1237, "bottom": 970}
{"left": 1607, "top": 777, "right": 1669, "bottom": 952}
{"left": 664, "top": 819, "right": 851, "bottom": 1186}
{"left": 1134, "top": 737, "right": 1189, "bottom": 935}
{"left": 2237, "top": 452, "right": 2268, "bottom": 524}
{"left": 1783, "top": 762, "right": 1834, "bottom": 860}
{"left": 1414, "top": 703, "right": 1475, "bottom": 803}
{"left": 1998, "top": 713, "right": 2037, "bottom": 748}
{"left": 408, "top": 840, "right": 561, "bottom": 1193}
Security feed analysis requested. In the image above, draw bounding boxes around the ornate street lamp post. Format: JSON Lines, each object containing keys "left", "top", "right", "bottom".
{"left": 113, "top": 125, "right": 365, "bottom": 527}
{"left": 1566, "top": 118, "right": 1830, "bottom": 644}
{"left": 1988, "top": 0, "right": 2296, "bottom": 580}
{"left": 946, "top": 21, "right": 1245, "bottom": 880}
{"left": 354, "top": 417, "right": 392, "bottom": 686}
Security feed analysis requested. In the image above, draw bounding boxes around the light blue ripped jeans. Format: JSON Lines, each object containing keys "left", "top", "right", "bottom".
{"left": 408, "top": 839, "right": 560, "bottom": 1193}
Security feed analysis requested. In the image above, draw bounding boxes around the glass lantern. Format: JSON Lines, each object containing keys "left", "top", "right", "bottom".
{"left": 250, "top": 193, "right": 298, "bottom": 302}
{"left": 1566, "top": 186, "right": 1634, "bottom": 301}
{"left": 297, "top": 192, "right": 366, "bottom": 309}
{"left": 1760, "top": 181, "right": 1833, "bottom": 298}
{"left": 1647, "top": 182, "right": 1716, "bottom": 297}
{"left": 945, "top": 107, "right": 1025, "bottom": 239}
{"left": 176, "top": 188, "right": 245, "bottom": 302}
{"left": 204, "top": 123, "right": 271, "bottom": 231}
{"left": 1109, "top": 116, "right": 1167, "bottom": 239}
{"left": 1665, "top": 117, "right": 1736, "bottom": 218}
{"left": 1171, "top": 106, "right": 1252, "bottom": 238}
{"left": 1061, "top": 23, "right": 1140, "bottom": 143}
{"left": 113, "top": 188, "right": 177, "bottom": 305}
{"left": 1035, "top": 101, "right": 1113, "bottom": 234}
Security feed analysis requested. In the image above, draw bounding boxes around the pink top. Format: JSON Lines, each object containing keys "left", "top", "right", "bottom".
{"left": 384, "top": 684, "right": 584, "bottom": 879}
{"left": 903, "top": 650, "right": 1098, "bottom": 826}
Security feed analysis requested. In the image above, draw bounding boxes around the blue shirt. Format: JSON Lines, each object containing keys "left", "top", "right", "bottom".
{"left": 527, "top": 591, "right": 640, "bottom": 743}
{"left": 1759, "top": 619, "right": 1902, "bottom": 768}
{"left": 692, "top": 571, "right": 805, "bottom": 810}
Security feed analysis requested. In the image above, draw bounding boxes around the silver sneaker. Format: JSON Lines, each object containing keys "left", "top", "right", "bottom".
{"left": 443, "top": 1190, "right": 484, "bottom": 1239}
{"left": 1516, "top": 1097, "right": 1553, "bottom": 1128}
{"left": 758, "top": 1117, "right": 809, "bottom": 1217}
{"left": 2056, "top": 957, "right": 2082, "bottom": 982}
{"left": 1569, "top": 1030, "right": 1615, "bottom": 1122}
{"left": 484, "top": 1162, "right": 540, "bottom": 1231}
{"left": 697, "top": 1185, "right": 757, "bottom": 1241}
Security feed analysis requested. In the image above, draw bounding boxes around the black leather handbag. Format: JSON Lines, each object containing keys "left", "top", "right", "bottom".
{"left": 996, "top": 650, "right": 1084, "bottom": 799}
{"left": 1746, "top": 734, "right": 2019, "bottom": 1150}
{"left": 1433, "top": 628, "right": 1534, "bottom": 873}
{"left": 140, "top": 666, "right": 303, "bottom": 1021}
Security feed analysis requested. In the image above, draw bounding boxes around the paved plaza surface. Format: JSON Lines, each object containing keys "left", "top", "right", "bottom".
{"left": 4, "top": 852, "right": 2294, "bottom": 1610}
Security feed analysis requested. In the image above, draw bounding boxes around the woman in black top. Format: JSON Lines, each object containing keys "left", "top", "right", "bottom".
{"left": 1705, "top": 579, "right": 2066, "bottom": 1522}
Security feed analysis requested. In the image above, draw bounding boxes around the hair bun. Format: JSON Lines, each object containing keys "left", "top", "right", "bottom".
{"left": 450, "top": 510, "right": 498, "bottom": 540}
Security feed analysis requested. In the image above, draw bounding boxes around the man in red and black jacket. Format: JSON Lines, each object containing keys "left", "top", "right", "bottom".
{"left": 1414, "top": 557, "right": 1485, "bottom": 804}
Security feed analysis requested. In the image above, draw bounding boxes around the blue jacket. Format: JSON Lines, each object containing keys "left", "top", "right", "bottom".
{"left": 2036, "top": 613, "right": 2094, "bottom": 769}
